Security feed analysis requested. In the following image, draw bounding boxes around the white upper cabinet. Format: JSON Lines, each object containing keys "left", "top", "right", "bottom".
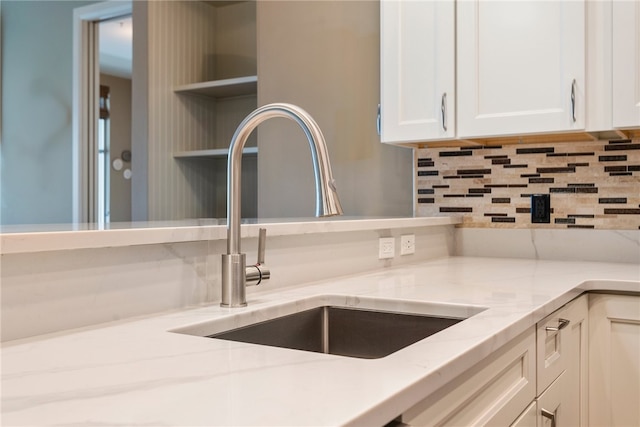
{"left": 457, "top": 1, "right": 585, "bottom": 138}
{"left": 380, "top": 0, "right": 455, "bottom": 143}
{"left": 612, "top": 0, "right": 640, "bottom": 128}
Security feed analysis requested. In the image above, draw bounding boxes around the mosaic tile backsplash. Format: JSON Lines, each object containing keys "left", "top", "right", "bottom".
{"left": 416, "top": 139, "right": 640, "bottom": 230}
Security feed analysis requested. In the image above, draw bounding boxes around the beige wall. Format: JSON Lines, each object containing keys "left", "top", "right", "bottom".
{"left": 100, "top": 74, "right": 132, "bottom": 222}
{"left": 256, "top": 1, "right": 413, "bottom": 218}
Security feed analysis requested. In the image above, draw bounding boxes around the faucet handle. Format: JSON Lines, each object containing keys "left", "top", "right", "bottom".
{"left": 257, "top": 228, "right": 266, "bottom": 265}
{"left": 246, "top": 228, "right": 270, "bottom": 286}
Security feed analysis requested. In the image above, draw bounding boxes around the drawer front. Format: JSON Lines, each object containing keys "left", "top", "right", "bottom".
{"left": 537, "top": 372, "right": 565, "bottom": 427}
{"left": 402, "top": 327, "right": 536, "bottom": 427}
{"left": 537, "top": 310, "right": 568, "bottom": 394}
{"left": 510, "top": 401, "right": 537, "bottom": 427}
{"left": 536, "top": 295, "right": 587, "bottom": 395}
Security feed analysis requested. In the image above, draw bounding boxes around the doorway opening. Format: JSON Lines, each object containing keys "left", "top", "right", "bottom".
{"left": 72, "top": 1, "right": 132, "bottom": 226}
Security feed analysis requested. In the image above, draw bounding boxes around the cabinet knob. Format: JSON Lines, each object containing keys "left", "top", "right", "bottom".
{"left": 377, "top": 103, "right": 382, "bottom": 136}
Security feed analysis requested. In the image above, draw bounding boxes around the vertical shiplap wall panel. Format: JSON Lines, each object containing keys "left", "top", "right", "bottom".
{"left": 147, "top": 1, "right": 219, "bottom": 220}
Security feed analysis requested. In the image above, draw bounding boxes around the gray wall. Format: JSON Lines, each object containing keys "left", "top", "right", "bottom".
{"left": 1, "top": 0, "right": 94, "bottom": 225}
{"left": 256, "top": 1, "right": 413, "bottom": 218}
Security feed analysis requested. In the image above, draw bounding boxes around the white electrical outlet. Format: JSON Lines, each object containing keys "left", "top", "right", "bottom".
{"left": 378, "top": 237, "right": 395, "bottom": 259}
{"left": 400, "top": 234, "right": 415, "bottom": 255}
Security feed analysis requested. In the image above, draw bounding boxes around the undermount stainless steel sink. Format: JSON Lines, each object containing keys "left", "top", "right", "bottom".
{"left": 171, "top": 296, "right": 486, "bottom": 359}
{"left": 208, "top": 306, "right": 463, "bottom": 359}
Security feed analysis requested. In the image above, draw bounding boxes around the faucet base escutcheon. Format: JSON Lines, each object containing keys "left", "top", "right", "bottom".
{"left": 221, "top": 253, "right": 247, "bottom": 308}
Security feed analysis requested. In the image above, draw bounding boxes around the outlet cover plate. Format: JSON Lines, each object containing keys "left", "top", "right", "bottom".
{"left": 379, "top": 237, "right": 395, "bottom": 259}
{"left": 400, "top": 234, "right": 415, "bottom": 255}
{"left": 531, "top": 194, "right": 551, "bottom": 223}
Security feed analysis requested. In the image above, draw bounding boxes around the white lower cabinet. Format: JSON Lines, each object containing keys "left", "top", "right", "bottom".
{"left": 400, "top": 328, "right": 536, "bottom": 426}
{"left": 399, "top": 295, "right": 587, "bottom": 427}
{"left": 511, "top": 294, "right": 587, "bottom": 427}
{"left": 537, "top": 294, "right": 588, "bottom": 426}
{"left": 588, "top": 293, "right": 640, "bottom": 427}
{"left": 396, "top": 293, "right": 639, "bottom": 427}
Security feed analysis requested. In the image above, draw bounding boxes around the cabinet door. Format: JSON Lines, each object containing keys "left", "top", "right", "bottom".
{"left": 612, "top": 0, "right": 640, "bottom": 128}
{"left": 380, "top": 0, "right": 455, "bottom": 143}
{"left": 457, "top": 1, "right": 585, "bottom": 138}
{"left": 589, "top": 294, "right": 640, "bottom": 427}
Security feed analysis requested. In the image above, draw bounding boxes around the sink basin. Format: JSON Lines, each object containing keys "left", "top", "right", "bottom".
{"left": 209, "top": 306, "right": 462, "bottom": 359}
{"left": 171, "top": 296, "right": 485, "bottom": 359}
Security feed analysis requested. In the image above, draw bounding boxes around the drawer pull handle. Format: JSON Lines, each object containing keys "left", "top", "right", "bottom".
{"left": 546, "top": 318, "right": 570, "bottom": 332}
{"left": 541, "top": 408, "right": 556, "bottom": 427}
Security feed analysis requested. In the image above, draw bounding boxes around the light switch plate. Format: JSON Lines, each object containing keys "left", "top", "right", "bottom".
{"left": 378, "top": 237, "right": 395, "bottom": 259}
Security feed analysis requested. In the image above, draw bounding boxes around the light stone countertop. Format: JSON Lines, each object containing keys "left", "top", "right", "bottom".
{"left": 2, "top": 256, "right": 639, "bottom": 426}
{"left": 0, "top": 216, "right": 460, "bottom": 254}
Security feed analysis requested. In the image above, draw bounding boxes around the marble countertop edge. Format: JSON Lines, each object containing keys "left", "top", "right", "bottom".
{"left": 0, "top": 216, "right": 461, "bottom": 255}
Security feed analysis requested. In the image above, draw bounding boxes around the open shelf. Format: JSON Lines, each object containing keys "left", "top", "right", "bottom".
{"left": 173, "top": 147, "right": 258, "bottom": 159}
{"left": 202, "top": 1, "right": 247, "bottom": 8}
{"left": 174, "top": 76, "right": 257, "bottom": 99}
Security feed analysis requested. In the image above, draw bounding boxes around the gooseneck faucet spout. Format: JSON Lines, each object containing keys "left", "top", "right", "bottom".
{"left": 221, "top": 103, "right": 343, "bottom": 308}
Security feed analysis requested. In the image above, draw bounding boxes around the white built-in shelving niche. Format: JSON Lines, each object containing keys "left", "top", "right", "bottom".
{"left": 173, "top": 0, "right": 258, "bottom": 217}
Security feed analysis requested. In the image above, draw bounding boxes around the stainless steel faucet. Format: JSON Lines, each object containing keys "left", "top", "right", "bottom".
{"left": 221, "top": 103, "right": 344, "bottom": 308}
